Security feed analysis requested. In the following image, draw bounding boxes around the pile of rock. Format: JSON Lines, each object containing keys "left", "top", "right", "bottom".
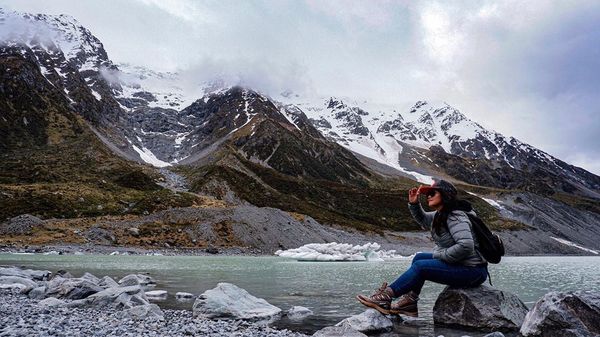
{"left": 0, "top": 266, "right": 164, "bottom": 320}
{"left": 433, "top": 285, "right": 600, "bottom": 337}
{"left": 312, "top": 285, "right": 599, "bottom": 337}
{"left": 1, "top": 266, "right": 314, "bottom": 336}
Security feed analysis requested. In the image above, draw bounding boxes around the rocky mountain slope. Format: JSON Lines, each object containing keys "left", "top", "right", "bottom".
{"left": 1, "top": 9, "right": 599, "bottom": 255}
{"left": 0, "top": 45, "right": 198, "bottom": 220}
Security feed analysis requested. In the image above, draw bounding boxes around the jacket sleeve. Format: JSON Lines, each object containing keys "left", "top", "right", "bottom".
{"left": 432, "top": 211, "right": 475, "bottom": 263}
{"left": 408, "top": 203, "right": 436, "bottom": 230}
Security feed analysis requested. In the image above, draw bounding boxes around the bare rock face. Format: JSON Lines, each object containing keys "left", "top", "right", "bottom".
{"left": 520, "top": 291, "right": 600, "bottom": 337}
{"left": 433, "top": 285, "right": 528, "bottom": 331}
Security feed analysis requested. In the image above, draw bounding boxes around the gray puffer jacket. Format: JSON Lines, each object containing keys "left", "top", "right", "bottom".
{"left": 409, "top": 203, "right": 486, "bottom": 267}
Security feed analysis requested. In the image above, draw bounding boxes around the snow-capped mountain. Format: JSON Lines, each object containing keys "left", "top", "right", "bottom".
{"left": 2, "top": 9, "right": 598, "bottom": 197}
{"left": 274, "top": 93, "right": 600, "bottom": 194}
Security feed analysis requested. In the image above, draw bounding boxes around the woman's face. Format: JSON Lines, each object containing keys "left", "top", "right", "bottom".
{"left": 426, "top": 190, "right": 443, "bottom": 210}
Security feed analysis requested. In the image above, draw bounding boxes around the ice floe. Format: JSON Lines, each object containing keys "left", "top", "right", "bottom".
{"left": 274, "top": 242, "right": 412, "bottom": 262}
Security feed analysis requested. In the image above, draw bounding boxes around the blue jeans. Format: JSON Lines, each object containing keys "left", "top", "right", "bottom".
{"left": 389, "top": 252, "right": 487, "bottom": 296}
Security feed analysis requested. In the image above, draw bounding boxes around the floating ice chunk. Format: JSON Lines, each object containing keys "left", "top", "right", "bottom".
{"left": 275, "top": 242, "right": 411, "bottom": 262}
{"left": 287, "top": 306, "right": 313, "bottom": 320}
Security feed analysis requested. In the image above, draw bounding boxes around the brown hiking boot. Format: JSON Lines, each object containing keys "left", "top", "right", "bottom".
{"left": 389, "top": 291, "right": 419, "bottom": 317}
{"left": 356, "top": 282, "right": 394, "bottom": 315}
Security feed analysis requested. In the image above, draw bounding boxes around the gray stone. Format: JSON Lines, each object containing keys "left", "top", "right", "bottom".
{"left": 0, "top": 266, "right": 50, "bottom": 281}
{"left": 520, "top": 290, "right": 600, "bottom": 337}
{"left": 433, "top": 285, "right": 528, "bottom": 331}
{"left": 98, "top": 276, "right": 119, "bottom": 289}
{"left": 81, "top": 272, "right": 101, "bottom": 285}
{"left": 118, "top": 274, "right": 156, "bottom": 287}
{"left": 38, "top": 297, "right": 65, "bottom": 308}
{"left": 0, "top": 276, "right": 38, "bottom": 293}
{"left": 335, "top": 309, "right": 393, "bottom": 333}
{"left": 67, "top": 285, "right": 149, "bottom": 309}
{"left": 312, "top": 325, "right": 368, "bottom": 337}
{"left": 119, "top": 304, "right": 164, "bottom": 321}
{"left": 192, "top": 282, "right": 281, "bottom": 321}
{"left": 45, "top": 277, "right": 103, "bottom": 300}
{"left": 28, "top": 286, "right": 47, "bottom": 299}
{"left": 127, "top": 227, "right": 140, "bottom": 236}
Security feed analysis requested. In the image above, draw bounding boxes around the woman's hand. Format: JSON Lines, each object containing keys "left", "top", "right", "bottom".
{"left": 408, "top": 187, "right": 419, "bottom": 204}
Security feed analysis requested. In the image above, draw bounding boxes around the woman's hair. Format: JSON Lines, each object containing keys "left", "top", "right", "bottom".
{"left": 432, "top": 191, "right": 472, "bottom": 235}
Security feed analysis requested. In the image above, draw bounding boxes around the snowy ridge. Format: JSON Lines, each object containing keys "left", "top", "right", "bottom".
{"left": 0, "top": 10, "right": 109, "bottom": 71}
{"left": 275, "top": 92, "right": 590, "bottom": 187}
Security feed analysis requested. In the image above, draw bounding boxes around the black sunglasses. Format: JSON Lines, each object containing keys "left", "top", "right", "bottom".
{"left": 425, "top": 190, "right": 438, "bottom": 198}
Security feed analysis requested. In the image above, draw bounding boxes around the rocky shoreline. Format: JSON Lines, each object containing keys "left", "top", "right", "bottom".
{"left": 1, "top": 263, "right": 599, "bottom": 337}
{"left": 0, "top": 243, "right": 263, "bottom": 257}
{"left": 0, "top": 290, "right": 307, "bottom": 337}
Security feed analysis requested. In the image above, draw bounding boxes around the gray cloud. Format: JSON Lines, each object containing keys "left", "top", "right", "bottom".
{"left": 0, "top": 0, "right": 598, "bottom": 174}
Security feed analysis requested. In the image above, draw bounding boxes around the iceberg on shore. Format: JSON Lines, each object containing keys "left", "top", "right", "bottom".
{"left": 274, "top": 242, "right": 412, "bottom": 262}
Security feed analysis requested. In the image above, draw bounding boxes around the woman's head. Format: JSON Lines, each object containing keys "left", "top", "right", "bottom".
{"left": 419, "top": 180, "right": 458, "bottom": 210}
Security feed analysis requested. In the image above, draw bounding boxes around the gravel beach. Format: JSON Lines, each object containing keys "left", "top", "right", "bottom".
{"left": 0, "top": 290, "right": 308, "bottom": 337}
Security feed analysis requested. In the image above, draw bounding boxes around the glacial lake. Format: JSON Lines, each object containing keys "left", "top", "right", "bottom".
{"left": 1, "top": 254, "right": 599, "bottom": 337}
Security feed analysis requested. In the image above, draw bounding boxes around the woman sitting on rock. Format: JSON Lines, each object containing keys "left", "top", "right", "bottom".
{"left": 356, "top": 179, "right": 488, "bottom": 317}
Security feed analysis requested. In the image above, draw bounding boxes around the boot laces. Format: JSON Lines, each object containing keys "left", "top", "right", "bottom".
{"left": 370, "top": 282, "right": 391, "bottom": 301}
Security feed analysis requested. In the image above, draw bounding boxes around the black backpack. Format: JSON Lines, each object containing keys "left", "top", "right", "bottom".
{"left": 466, "top": 214, "right": 505, "bottom": 264}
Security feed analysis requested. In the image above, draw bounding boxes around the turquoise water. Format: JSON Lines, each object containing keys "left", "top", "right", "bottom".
{"left": 1, "top": 254, "right": 599, "bottom": 336}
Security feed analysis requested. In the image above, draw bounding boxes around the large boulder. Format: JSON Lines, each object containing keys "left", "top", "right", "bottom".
{"left": 192, "top": 283, "right": 281, "bottom": 321}
{"left": 334, "top": 309, "right": 393, "bottom": 333}
{"left": 67, "top": 285, "right": 149, "bottom": 309}
{"left": 520, "top": 291, "right": 600, "bottom": 337}
{"left": 44, "top": 276, "right": 103, "bottom": 300}
{"left": 433, "top": 285, "right": 528, "bottom": 331}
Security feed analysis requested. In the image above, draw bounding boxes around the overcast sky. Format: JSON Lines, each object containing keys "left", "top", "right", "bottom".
{"left": 2, "top": 0, "right": 600, "bottom": 175}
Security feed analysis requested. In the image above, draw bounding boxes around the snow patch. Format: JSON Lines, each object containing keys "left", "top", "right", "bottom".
{"left": 550, "top": 237, "right": 598, "bottom": 255}
{"left": 131, "top": 144, "right": 171, "bottom": 168}
{"left": 481, "top": 197, "right": 504, "bottom": 210}
{"left": 90, "top": 89, "right": 101, "bottom": 101}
